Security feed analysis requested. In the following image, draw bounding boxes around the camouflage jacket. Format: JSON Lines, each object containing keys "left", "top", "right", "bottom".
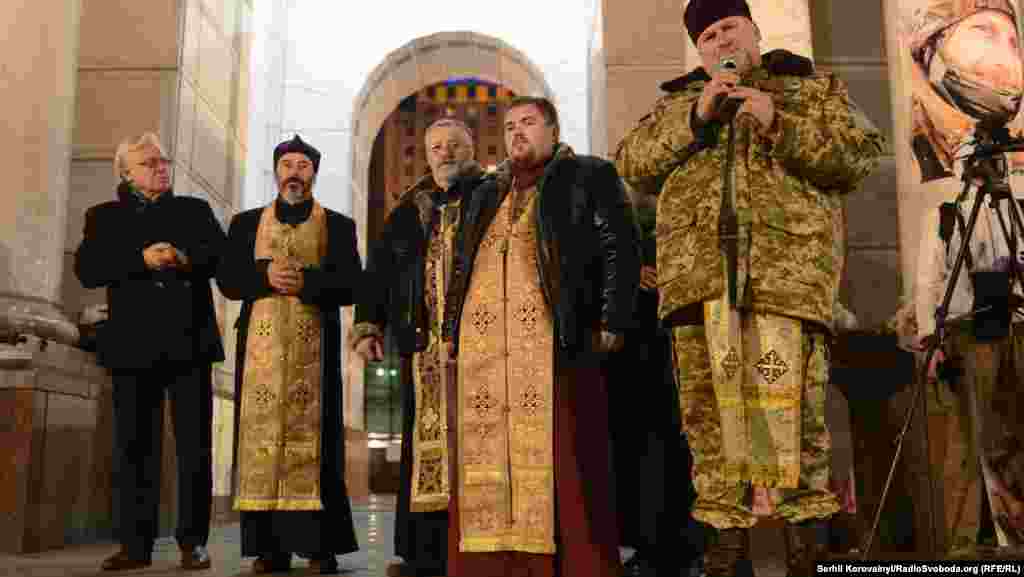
{"left": 615, "top": 49, "right": 884, "bottom": 331}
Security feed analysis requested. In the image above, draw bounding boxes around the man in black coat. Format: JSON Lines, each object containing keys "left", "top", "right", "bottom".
{"left": 74, "top": 132, "right": 225, "bottom": 572}
{"left": 217, "top": 135, "right": 362, "bottom": 574}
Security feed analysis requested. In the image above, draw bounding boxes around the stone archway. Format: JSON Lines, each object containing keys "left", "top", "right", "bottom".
{"left": 348, "top": 31, "right": 554, "bottom": 256}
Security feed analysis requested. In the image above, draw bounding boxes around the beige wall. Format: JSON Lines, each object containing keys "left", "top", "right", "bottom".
{"left": 176, "top": 0, "right": 252, "bottom": 499}
{"left": 811, "top": 1, "right": 900, "bottom": 329}
{"left": 594, "top": 0, "right": 687, "bottom": 161}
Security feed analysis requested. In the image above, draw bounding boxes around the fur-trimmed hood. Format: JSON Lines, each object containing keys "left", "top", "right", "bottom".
{"left": 659, "top": 49, "right": 815, "bottom": 93}
{"left": 398, "top": 159, "right": 485, "bottom": 232}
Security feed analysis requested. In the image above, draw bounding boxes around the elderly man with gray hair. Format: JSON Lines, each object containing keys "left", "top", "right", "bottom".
{"left": 74, "top": 132, "right": 226, "bottom": 571}
{"left": 353, "top": 116, "right": 485, "bottom": 577}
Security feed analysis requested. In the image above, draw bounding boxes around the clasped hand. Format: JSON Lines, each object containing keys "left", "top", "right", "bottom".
{"left": 268, "top": 257, "right": 304, "bottom": 296}
{"left": 697, "top": 71, "right": 775, "bottom": 135}
{"left": 143, "top": 242, "right": 189, "bottom": 271}
{"left": 354, "top": 336, "right": 385, "bottom": 362}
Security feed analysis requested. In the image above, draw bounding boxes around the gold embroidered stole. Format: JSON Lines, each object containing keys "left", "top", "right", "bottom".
{"left": 456, "top": 184, "right": 556, "bottom": 554}
{"left": 703, "top": 251, "right": 802, "bottom": 487}
{"left": 410, "top": 199, "right": 460, "bottom": 512}
{"left": 235, "top": 201, "right": 328, "bottom": 511}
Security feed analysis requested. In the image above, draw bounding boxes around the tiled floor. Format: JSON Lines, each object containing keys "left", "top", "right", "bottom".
{"left": 2, "top": 494, "right": 800, "bottom": 577}
{"left": 2, "top": 495, "right": 404, "bottom": 577}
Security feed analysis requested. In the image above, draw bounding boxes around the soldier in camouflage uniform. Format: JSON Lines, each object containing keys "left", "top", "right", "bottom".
{"left": 614, "top": 1, "right": 885, "bottom": 575}
{"left": 353, "top": 118, "right": 485, "bottom": 577}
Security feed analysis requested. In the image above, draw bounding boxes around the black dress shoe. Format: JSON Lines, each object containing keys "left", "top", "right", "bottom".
{"left": 252, "top": 554, "right": 291, "bottom": 573}
{"left": 101, "top": 549, "right": 152, "bottom": 571}
{"left": 622, "top": 552, "right": 654, "bottom": 577}
{"left": 180, "top": 545, "right": 212, "bottom": 570}
{"left": 308, "top": 555, "right": 339, "bottom": 574}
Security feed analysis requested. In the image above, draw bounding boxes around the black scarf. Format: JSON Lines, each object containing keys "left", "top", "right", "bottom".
{"left": 275, "top": 197, "right": 313, "bottom": 225}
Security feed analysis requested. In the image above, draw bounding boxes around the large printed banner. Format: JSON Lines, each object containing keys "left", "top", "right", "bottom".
{"left": 901, "top": 0, "right": 1024, "bottom": 184}
{"left": 894, "top": 0, "right": 1024, "bottom": 298}
{"left": 895, "top": 0, "right": 1024, "bottom": 550}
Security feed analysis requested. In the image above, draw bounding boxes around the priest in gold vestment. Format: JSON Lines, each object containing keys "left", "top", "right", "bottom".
{"left": 353, "top": 117, "right": 486, "bottom": 577}
{"left": 217, "top": 135, "right": 362, "bottom": 574}
{"left": 442, "top": 96, "right": 640, "bottom": 577}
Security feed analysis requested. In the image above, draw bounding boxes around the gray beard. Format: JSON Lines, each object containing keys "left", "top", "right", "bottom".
{"left": 280, "top": 185, "right": 307, "bottom": 204}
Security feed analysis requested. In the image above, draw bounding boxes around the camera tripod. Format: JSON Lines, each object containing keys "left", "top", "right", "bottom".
{"left": 862, "top": 125, "right": 1024, "bottom": 559}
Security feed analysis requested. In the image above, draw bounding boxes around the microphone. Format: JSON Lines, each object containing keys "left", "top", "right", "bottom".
{"left": 715, "top": 56, "right": 745, "bottom": 121}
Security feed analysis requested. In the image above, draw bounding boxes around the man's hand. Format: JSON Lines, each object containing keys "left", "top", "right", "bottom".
{"left": 143, "top": 242, "right": 176, "bottom": 270}
{"left": 169, "top": 246, "right": 190, "bottom": 270}
{"left": 697, "top": 71, "right": 741, "bottom": 123}
{"left": 597, "top": 330, "right": 624, "bottom": 353}
{"left": 354, "top": 335, "right": 385, "bottom": 362}
{"left": 268, "top": 258, "right": 304, "bottom": 296}
{"left": 639, "top": 265, "right": 657, "bottom": 291}
{"left": 730, "top": 86, "right": 776, "bottom": 136}
{"left": 81, "top": 303, "right": 109, "bottom": 325}
{"left": 916, "top": 335, "right": 945, "bottom": 382}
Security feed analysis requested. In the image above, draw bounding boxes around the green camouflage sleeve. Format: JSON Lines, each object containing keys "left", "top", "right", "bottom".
{"left": 613, "top": 94, "right": 698, "bottom": 197}
{"left": 765, "top": 74, "right": 885, "bottom": 193}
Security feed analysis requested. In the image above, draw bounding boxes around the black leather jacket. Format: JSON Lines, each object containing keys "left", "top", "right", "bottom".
{"left": 443, "top": 151, "right": 640, "bottom": 357}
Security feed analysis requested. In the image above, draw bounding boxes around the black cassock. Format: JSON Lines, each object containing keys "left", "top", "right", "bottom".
{"left": 354, "top": 186, "right": 453, "bottom": 574}
{"left": 606, "top": 230, "right": 704, "bottom": 573}
{"left": 217, "top": 198, "right": 361, "bottom": 558}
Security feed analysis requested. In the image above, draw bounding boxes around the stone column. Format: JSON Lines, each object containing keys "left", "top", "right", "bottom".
{"left": 0, "top": 0, "right": 82, "bottom": 360}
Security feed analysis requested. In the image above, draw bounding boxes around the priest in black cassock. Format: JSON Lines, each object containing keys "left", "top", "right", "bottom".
{"left": 608, "top": 199, "right": 706, "bottom": 577}
{"left": 352, "top": 117, "right": 484, "bottom": 577}
{"left": 217, "top": 135, "right": 362, "bottom": 574}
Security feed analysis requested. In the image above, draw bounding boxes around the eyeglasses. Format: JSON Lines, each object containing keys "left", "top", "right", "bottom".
{"left": 136, "top": 158, "right": 171, "bottom": 170}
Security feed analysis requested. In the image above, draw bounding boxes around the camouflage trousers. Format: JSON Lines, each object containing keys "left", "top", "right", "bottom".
{"left": 927, "top": 325, "right": 1024, "bottom": 553}
{"left": 671, "top": 318, "right": 839, "bottom": 530}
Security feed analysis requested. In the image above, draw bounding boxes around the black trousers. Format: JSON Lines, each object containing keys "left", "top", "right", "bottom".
{"left": 608, "top": 328, "right": 704, "bottom": 576}
{"left": 111, "top": 362, "right": 213, "bottom": 558}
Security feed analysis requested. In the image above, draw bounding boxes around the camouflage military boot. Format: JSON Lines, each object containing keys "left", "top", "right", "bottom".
{"left": 703, "top": 527, "right": 754, "bottom": 577}
{"left": 783, "top": 519, "right": 831, "bottom": 577}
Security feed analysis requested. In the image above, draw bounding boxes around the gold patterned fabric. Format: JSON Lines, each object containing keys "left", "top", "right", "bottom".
{"left": 673, "top": 320, "right": 837, "bottom": 530}
{"left": 235, "top": 201, "right": 328, "bottom": 511}
{"left": 456, "top": 183, "right": 557, "bottom": 554}
{"left": 703, "top": 298, "right": 802, "bottom": 488}
{"left": 409, "top": 199, "right": 460, "bottom": 512}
